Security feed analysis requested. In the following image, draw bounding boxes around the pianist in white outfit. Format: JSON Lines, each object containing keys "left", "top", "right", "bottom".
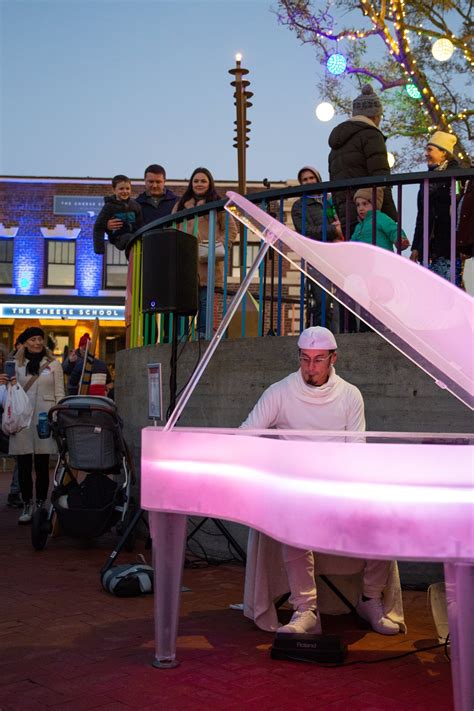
{"left": 240, "top": 326, "right": 402, "bottom": 636}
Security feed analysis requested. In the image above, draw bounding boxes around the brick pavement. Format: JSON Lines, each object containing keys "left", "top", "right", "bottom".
{"left": 0, "top": 464, "right": 453, "bottom": 710}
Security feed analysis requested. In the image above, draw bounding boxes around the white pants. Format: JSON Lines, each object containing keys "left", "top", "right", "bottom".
{"left": 282, "top": 544, "right": 392, "bottom": 612}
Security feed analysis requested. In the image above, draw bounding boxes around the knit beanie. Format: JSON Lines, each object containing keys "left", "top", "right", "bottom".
{"left": 352, "top": 85, "right": 383, "bottom": 118}
{"left": 79, "top": 333, "right": 91, "bottom": 348}
{"left": 427, "top": 131, "right": 457, "bottom": 156}
{"left": 297, "top": 166, "right": 323, "bottom": 184}
{"left": 17, "top": 326, "right": 45, "bottom": 344}
{"left": 354, "top": 187, "right": 384, "bottom": 211}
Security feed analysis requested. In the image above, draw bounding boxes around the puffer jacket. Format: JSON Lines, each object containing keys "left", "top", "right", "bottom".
{"left": 412, "top": 158, "right": 460, "bottom": 260}
{"left": 351, "top": 210, "right": 406, "bottom": 251}
{"left": 328, "top": 117, "right": 397, "bottom": 233}
{"left": 93, "top": 196, "right": 142, "bottom": 254}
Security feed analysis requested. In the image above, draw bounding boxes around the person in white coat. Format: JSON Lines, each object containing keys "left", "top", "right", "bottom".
{"left": 240, "top": 326, "right": 401, "bottom": 636}
{"left": 9, "top": 327, "right": 64, "bottom": 524}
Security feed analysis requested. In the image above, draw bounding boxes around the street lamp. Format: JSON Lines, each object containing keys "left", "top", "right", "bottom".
{"left": 229, "top": 53, "right": 252, "bottom": 279}
{"left": 229, "top": 53, "right": 252, "bottom": 196}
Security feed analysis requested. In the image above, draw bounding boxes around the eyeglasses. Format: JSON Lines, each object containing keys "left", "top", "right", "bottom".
{"left": 299, "top": 354, "right": 333, "bottom": 366}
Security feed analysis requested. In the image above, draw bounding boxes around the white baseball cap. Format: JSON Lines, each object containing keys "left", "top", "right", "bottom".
{"left": 298, "top": 326, "right": 337, "bottom": 350}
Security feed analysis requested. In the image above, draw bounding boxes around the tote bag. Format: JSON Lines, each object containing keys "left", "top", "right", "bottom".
{"left": 1, "top": 383, "right": 34, "bottom": 435}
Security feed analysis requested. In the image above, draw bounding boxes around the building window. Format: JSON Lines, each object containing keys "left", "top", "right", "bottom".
{"left": 231, "top": 242, "right": 260, "bottom": 278}
{"left": 0, "top": 239, "right": 14, "bottom": 286}
{"left": 105, "top": 243, "right": 127, "bottom": 289}
{"left": 46, "top": 240, "right": 76, "bottom": 287}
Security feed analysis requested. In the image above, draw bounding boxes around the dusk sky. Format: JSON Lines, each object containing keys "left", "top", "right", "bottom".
{"left": 1, "top": 0, "right": 424, "bottom": 232}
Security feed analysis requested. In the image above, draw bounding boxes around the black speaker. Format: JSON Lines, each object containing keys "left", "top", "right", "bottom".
{"left": 142, "top": 228, "right": 198, "bottom": 315}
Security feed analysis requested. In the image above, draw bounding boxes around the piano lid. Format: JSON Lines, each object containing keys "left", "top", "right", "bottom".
{"left": 225, "top": 192, "right": 474, "bottom": 411}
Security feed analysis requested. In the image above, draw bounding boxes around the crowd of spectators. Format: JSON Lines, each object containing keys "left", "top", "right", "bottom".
{"left": 91, "top": 85, "right": 471, "bottom": 334}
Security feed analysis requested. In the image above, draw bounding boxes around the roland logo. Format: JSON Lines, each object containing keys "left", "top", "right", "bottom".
{"left": 296, "top": 640, "right": 318, "bottom": 649}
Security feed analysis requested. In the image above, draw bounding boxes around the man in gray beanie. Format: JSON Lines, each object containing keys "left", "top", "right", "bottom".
{"left": 328, "top": 85, "right": 397, "bottom": 238}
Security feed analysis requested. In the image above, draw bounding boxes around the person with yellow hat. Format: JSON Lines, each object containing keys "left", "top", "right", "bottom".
{"left": 410, "top": 131, "right": 462, "bottom": 283}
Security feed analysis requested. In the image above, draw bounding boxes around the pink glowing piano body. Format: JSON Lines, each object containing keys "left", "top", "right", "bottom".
{"left": 141, "top": 194, "right": 474, "bottom": 711}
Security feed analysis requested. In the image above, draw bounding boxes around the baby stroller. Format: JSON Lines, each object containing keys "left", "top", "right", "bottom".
{"left": 31, "top": 395, "right": 135, "bottom": 551}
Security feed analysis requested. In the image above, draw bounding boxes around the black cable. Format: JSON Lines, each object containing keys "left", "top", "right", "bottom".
{"left": 444, "top": 633, "right": 450, "bottom": 661}
{"left": 276, "top": 642, "right": 448, "bottom": 668}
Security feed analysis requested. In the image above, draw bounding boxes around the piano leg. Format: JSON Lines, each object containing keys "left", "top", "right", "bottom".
{"left": 443, "top": 562, "right": 474, "bottom": 711}
{"left": 149, "top": 511, "right": 187, "bottom": 668}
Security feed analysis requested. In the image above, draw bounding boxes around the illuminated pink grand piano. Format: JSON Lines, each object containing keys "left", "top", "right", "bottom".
{"left": 141, "top": 194, "right": 474, "bottom": 711}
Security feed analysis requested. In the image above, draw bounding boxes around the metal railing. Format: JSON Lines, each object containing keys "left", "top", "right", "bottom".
{"left": 127, "top": 168, "right": 472, "bottom": 348}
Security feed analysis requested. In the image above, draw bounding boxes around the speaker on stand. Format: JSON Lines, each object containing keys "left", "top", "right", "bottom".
{"left": 142, "top": 228, "right": 198, "bottom": 412}
{"left": 101, "top": 228, "right": 198, "bottom": 577}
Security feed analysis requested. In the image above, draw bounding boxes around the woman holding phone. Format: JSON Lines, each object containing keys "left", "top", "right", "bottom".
{"left": 9, "top": 327, "right": 64, "bottom": 524}
{"left": 0, "top": 344, "right": 24, "bottom": 508}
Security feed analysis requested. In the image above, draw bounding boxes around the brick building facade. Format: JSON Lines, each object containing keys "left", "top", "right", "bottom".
{"left": 0, "top": 175, "right": 299, "bottom": 362}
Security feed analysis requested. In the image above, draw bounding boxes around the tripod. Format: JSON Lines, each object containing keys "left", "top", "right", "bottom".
{"left": 186, "top": 516, "right": 247, "bottom": 564}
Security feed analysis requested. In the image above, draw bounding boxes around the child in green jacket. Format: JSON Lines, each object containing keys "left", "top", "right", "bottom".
{"left": 351, "top": 188, "right": 409, "bottom": 252}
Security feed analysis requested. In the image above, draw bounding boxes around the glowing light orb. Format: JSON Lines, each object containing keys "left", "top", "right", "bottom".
{"left": 315, "top": 102, "right": 335, "bottom": 122}
{"left": 327, "top": 53, "right": 347, "bottom": 75}
{"left": 432, "top": 38, "right": 454, "bottom": 62}
{"left": 235, "top": 52, "right": 242, "bottom": 62}
{"left": 387, "top": 152, "right": 396, "bottom": 168}
{"left": 405, "top": 81, "right": 422, "bottom": 100}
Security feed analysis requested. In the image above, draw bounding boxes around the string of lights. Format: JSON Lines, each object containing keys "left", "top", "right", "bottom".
{"left": 293, "top": 0, "right": 471, "bottom": 162}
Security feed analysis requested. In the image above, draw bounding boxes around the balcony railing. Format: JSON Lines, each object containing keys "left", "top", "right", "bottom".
{"left": 127, "top": 168, "right": 472, "bottom": 348}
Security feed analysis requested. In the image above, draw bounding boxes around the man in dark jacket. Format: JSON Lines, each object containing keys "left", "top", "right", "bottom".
{"left": 106, "top": 164, "right": 178, "bottom": 234}
{"left": 132, "top": 164, "right": 178, "bottom": 226}
{"left": 328, "top": 85, "right": 397, "bottom": 238}
{"left": 410, "top": 131, "right": 461, "bottom": 283}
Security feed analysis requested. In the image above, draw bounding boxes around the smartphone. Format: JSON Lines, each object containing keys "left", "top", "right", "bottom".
{"left": 5, "top": 361, "right": 16, "bottom": 380}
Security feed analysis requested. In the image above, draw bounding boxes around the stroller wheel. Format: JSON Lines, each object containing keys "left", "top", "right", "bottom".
{"left": 31, "top": 508, "right": 52, "bottom": 551}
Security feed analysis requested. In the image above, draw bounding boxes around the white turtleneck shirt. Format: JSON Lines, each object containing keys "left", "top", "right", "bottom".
{"left": 240, "top": 367, "right": 365, "bottom": 438}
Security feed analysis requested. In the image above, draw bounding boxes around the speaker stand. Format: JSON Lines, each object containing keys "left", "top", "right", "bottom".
{"left": 169, "top": 312, "right": 179, "bottom": 415}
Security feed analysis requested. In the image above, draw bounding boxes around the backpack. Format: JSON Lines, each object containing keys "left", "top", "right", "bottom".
{"left": 101, "top": 561, "right": 154, "bottom": 597}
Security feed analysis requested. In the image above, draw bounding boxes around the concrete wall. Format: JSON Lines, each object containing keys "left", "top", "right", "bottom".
{"left": 116, "top": 333, "right": 472, "bottom": 467}
{"left": 115, "top": 333, "right": 472, "bottom": 560}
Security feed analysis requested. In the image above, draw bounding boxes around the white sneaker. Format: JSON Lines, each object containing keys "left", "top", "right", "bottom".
{"left": 18, "top": 501, "right": 34, "bottom": 525}
{"left": 356, "top": 596, "right": 400, "bottom": 635}
{"left": 277, "top": 609, "right": 322, "bottom": 635}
